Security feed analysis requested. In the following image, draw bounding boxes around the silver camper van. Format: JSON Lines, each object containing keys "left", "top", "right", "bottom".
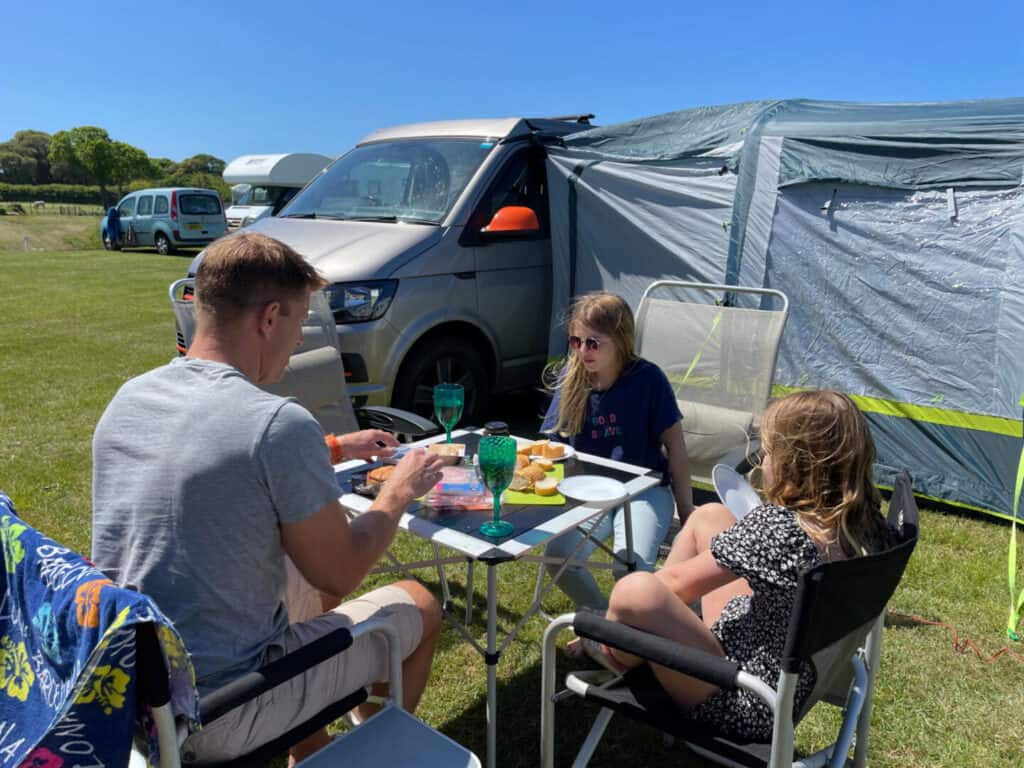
{"left": 180, "top": 116, "right": 590, "bottom": 419}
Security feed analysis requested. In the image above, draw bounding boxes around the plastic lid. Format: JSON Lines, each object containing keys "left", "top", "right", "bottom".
{"left": 483, "top": 421, "right": 510, "bottom": 436}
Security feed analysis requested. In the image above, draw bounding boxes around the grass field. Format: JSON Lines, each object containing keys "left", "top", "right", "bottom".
{"left": 2, "top": 249, "right": 1023, "bottom": 766}
{"left": 0, "top": 205, "right": 103, "bottom": 251}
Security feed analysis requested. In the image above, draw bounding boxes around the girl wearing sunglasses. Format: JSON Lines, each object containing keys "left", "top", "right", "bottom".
{"left": 541, "top": 292, "right": 693, "bottom": 652}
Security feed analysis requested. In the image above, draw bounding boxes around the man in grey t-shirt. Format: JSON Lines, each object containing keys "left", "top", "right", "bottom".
{"left": 92, "top": 232, "right": 445, "bottom": 765}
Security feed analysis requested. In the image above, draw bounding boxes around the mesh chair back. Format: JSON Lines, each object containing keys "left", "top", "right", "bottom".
{"left": 168, "top": 280, "right": 359, "bottom": 435}
{"left": 635, "top": 282, "right": 788, "bottom": 470}
{"left": 782, "top": 471, "right": 919, "bottom": 674}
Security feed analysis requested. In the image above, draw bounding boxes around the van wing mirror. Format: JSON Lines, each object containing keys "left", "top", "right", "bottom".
{"left": 481, "top": 205, "right": 540, "bottom": 236}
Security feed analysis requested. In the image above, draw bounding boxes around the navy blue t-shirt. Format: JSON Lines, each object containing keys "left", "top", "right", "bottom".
{"left": 541, "top": 358, "right": 682, "bottom": 482}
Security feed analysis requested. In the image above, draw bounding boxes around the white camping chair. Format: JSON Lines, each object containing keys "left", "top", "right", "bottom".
{"left": 635, "top": 280, "right": 789, "bottom": 488}
{"left": 540, "top": 470, "right": 919, "bottom": 768}
{"left": 169, "top": 279, "right": 437, "bottom": 440}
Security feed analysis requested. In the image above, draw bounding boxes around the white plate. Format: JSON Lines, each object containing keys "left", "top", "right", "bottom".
{"left": 557, "top": 475, "right": 629, "bottom": 504}
{"left": 529, "top": 445, "right": 576, "bottom": 462}
{"left": 712, "top": 464, "right": 762, "bottom": 521}
{"left": 514, "top": 437, "right": 577, "bottom": 462}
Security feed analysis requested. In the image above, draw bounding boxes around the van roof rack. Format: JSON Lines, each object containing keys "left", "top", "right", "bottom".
{"left": 541, "top": 114, "right": 595, "bottom": 124}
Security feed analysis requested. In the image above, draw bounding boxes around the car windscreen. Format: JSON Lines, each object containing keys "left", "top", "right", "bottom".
{"left": 281, "top": 139, "right": 493, "bottom": 224}
{"left": 179, "top": 194, "right": 222, "bottom": 215}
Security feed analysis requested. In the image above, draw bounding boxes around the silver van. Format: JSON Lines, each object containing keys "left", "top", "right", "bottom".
{"left": 102, "top": 187, "right": 227, "bottom": 254}
{"left": 179, "top": 117, "right": 589, "bottom": 418}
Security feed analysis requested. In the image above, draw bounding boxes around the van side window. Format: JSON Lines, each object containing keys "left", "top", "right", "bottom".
{"left": 137, "top": 196, "right": 153, "bottom": 215}
{"left": 154, "top": 196, "right": 169, "bottom": 215}
{"left": 461, "top": 146, "right": 549, "bottom": 245}
{"left": 118, "top": 198, "right": 136, "bottom": 217}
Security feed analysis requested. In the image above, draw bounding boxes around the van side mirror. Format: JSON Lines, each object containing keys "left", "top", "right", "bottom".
{"left": 481, "top": 205, "right": 540, "bottom": 235}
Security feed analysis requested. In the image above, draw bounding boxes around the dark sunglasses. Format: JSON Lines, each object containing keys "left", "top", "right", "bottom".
{"left": 568, "top": 335, "right": 604, "bottom": 351}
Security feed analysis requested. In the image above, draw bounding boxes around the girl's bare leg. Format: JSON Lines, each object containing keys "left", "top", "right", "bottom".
{"left": 606, "top": 571, "right": 724, "bottom": 710}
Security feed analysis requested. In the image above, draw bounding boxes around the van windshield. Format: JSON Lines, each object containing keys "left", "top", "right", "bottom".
{"left": 237, "top": 185, "right": 290, "bottom": 206}
{"left": 281, "top": 139, "right": 493, "bottom": 224}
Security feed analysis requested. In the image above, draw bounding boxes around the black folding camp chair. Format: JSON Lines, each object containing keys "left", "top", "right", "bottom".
{"left": 539, "top": 470, "right": 919, "bottom": 768}
{"left": 133, "top": 618, "right": 481, "bottom": 767}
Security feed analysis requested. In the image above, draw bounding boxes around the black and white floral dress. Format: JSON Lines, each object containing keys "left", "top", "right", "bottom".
{"left": 684, "top": 503, "right": 823, "bottom": 742}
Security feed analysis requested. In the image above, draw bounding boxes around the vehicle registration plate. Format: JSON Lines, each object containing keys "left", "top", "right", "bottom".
{"left": 186, "top": 222, "right": 203, "bottom": 231}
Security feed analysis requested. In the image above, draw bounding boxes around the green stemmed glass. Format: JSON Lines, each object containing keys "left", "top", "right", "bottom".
{"left": 433, "top": 383, "right": 464, "bottom": 444}
{"left": 478, "top": 435, "right": 517, "bottom": 538}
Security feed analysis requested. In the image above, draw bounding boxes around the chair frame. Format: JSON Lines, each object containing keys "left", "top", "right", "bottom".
{"left": 635, "top": 279, "right": 790, "bottom": 482}
{"left": 168, "top": 278, "right": 437, "bottom": 440}
{"left": 540, "top": 471, "right": 919, "bottom": 768}
{"left": 135, "top": 618, "right": 404, "bottom": 768}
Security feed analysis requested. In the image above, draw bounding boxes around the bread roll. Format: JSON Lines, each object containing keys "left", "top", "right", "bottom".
{"left": 367, "top": 465, "right": 396, "bottom": 485}
{"left": 516, "top": 454, "right": 530, "bottom": 470}
{"left": 542, "top": 442, "right": 565, "bottom": 459}
{"left": 535, "top": 477, "right": 559, "bottom": 496}
{"left": 509, "top": 475, "right": 533, "bottom": 492}
{"left": 530, "top": 439, "right": 550, "bottom": 455}
{"left": 532, "top": 457, "right": 554, "bottom": 471}
{"left": 520, "top": 464, "right": 546, "bottom": 483}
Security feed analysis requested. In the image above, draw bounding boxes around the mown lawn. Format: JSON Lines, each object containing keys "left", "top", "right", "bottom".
{"left": 2, "top": 249, "right": 1023, "bottom": 766}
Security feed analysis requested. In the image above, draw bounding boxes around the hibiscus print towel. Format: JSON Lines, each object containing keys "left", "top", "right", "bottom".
{"left": 0, "top": 494, "right": 199, "bottom": 768}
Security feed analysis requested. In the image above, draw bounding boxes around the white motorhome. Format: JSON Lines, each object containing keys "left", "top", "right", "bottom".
{"left": 222, "top": 153, "right": 331, "bottom": 230}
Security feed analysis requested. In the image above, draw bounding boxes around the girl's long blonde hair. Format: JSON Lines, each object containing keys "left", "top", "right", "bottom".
{"left": 760, "top": 390, "right": 889, "bottom": 558}
{"left": 545, "top": 292, "right": 638, "bottom": 437}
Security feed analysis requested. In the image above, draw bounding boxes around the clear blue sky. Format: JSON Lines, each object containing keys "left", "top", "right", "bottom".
{"left": 4, "top": 0, "right": 1022, "bottom": 163}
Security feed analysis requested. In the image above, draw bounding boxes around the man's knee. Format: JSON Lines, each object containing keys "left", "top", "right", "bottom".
{"left": 394, "top": 579, "right": 441, "bottom": 634}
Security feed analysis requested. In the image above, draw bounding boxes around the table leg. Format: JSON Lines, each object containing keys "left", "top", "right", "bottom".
{"left": 486, "top": 563, "right": 497, "bottom": 768}
{"left": 433, "top": 542, "right": 452, "bottom": 612}
{"left": 466, "top": 557, "right": 475, "bottom": 625}
{"left": 622, "top": 497, "right": 637, "bottom": 572}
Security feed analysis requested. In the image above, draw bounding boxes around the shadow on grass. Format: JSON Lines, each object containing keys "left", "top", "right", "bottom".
{"left": 435, "top": 654, "right": 718, "bottom": 768}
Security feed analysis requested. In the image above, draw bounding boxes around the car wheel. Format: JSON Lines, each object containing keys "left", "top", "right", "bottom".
{"left": 392, "top": 336, "right": 490, "bottom": 424}
{"left": 155, "top": 232, "right": 174, "bottom": 255}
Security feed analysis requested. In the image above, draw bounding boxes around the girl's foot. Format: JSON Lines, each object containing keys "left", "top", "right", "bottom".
{"left": 563, "top": 636, "right": 586, "bottom": 658}
{"left": 565, "top": 636, "right": 628, "bottom": 673}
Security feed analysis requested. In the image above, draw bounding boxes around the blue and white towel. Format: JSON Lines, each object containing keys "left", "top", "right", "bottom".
{"left": 0, "top": 493, "right": 199, "bottom": 768}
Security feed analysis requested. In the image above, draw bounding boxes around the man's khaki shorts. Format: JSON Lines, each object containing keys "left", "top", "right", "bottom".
{"left": 182, "top": 562, "right": 423, "bottom": 765}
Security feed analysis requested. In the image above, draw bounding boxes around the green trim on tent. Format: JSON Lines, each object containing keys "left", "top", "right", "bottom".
{"left": 874, "top": 482, "right": 1015, "bottom": 520}
{"left": 773, "top": 385, "right": 1022, "bottom": 438}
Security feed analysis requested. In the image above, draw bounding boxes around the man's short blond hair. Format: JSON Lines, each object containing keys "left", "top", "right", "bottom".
{"left": 195, "top": 233, "right": 327, "bottom": 320}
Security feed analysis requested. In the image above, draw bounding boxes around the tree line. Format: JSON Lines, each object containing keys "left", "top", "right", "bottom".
{"left": 0, "top": 127, "right": 230, "bottom": 207}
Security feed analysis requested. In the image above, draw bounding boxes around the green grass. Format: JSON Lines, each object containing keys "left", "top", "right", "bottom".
{"left": 0, "top": 206, "right": 103, "bottom": 251}
{"left": 3, "top": 249, "right": 1024, "bottom": 766}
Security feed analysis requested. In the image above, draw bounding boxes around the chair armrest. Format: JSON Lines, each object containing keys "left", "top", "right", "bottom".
{"left": 718, "top": 435, "right": 761, "bottom": 475}
{"left": 356, "top": 406, "right": 438, "bottom": 438}
{"left": 199, "top": 627, "right": 354, "bottom": 724}
{"left": 573, "top": 609, "right": 740, "bottom": 691}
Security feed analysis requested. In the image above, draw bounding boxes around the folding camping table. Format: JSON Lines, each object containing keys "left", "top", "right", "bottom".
{"left": 334, "top": 429, "right": 662, "bottom": 768}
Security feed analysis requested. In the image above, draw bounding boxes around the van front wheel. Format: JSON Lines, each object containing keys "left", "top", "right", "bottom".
{"left": 155, "top": 232, "right": 174, "bottom": 255}
{"left": 392, "top": 337, "right": 489, "bottom": 423}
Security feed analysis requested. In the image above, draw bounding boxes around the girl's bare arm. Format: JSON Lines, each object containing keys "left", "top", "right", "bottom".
{"left": 662, "top": 420, "right": 694, "bottom": 522}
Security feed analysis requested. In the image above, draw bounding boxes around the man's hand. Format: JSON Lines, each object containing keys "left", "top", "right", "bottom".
{"left": 375, "top": 448, "right": 445, "bottom": 510}
{"left": 338, "top": 429, "right": 400, "bottom": 460}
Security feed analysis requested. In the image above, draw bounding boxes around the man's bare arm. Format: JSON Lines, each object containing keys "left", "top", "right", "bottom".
{"left": 281, "top": 449, "right": 444, "bottom": 600}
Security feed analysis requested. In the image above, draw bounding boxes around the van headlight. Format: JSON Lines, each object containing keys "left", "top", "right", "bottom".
{"left": 324, "top": 280, "right": 397, "bottom": 323}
